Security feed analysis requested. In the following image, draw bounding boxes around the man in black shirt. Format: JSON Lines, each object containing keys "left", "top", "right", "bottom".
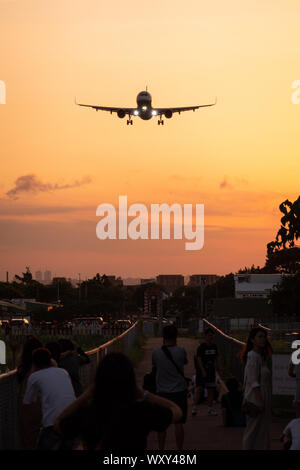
{"left": 193, "top": 328, "right": 221, "bottom": 416}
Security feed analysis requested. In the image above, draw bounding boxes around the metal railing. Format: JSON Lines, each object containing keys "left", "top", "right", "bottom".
{"left": 79, "top": 321, "right": 140, "bottom": 389}
{"left": 203, "top": 318, "right": 246, "bottom": 384}
{"left": 0, "top": 321, "right": 140, "bottom": 450}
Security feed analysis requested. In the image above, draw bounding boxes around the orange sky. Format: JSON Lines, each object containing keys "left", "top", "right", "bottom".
{"left": 0, "top": 0, "right": 299, "bottom": 280}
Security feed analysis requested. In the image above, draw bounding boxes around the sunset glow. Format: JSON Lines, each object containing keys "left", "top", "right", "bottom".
{"left": 0, "top": 0, "right": 299, "bottom": 279}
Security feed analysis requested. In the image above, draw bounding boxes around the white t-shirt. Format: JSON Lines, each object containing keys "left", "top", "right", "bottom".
{"left": 23, "top": 367, "right": 76, "bottom": 427}
{"left": 283, "top": 418, "right": 300, "bottom": 450}
{"left": 152, "top": 345, "right": 187, "bottom": 393}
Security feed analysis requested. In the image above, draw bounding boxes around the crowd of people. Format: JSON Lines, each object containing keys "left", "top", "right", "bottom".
{"left": 14, "top": 325, "right": 300, "bottom": 450}
{"left": 148, "top": 325, "right": 300, "bottom": 451}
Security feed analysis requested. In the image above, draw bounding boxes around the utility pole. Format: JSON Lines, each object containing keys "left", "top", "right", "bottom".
{"left": 200, "top": 277, "right": 206, "bottom": 316}
{"left": 78, "top": 273, "right": 81, "bottom": 303}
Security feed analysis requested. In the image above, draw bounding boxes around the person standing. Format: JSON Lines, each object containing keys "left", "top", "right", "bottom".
{"left": 241, "top": 327, "right": 273, "bottom": 450}
{"left": 58, "top": 339, "right": 90, "bottom": 397}
{"left": 54, "top": 352, "right": 181, "bottom": 451}
{"left": 281, "top": 417, "right": 300, "bottom": 450}
{"left": 193, "top": 328, "right": 221, "bottom": 416}
{"left": 23, "top": 348, "right": 76, "bottom": 450}
{"left": 152, "top": 325, "right": 188, "bottom": 450}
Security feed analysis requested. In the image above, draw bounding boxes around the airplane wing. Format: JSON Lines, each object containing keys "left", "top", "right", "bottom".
{"left": 155, "top": 99, "right": 217, "bottom": 115}
{"left": 75, "top": 99, "right": 136, "bottom": 115}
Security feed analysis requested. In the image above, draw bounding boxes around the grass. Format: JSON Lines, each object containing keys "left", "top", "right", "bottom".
{"left": 128, "top": 328, "right": 146, "bottom": 366}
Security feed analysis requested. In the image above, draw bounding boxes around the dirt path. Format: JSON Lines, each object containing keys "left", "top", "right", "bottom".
{"left": 135, "top": 337, "right": 289, "bottom": 450}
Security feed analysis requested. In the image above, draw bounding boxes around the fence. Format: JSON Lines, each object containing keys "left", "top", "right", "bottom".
{"left": 79, "top": 321, "right": 140, "bottom": 389}
{"left": 2, "top": 325, "right": 129, "bottom": 338}
{"left": 203, "top": 318, "right": 246, "bottom": 383}
{"left": 0, "top": 370, "right": 20, "bottom": 449}
{"left": 0, "top": 320, "right": 140, "bottom": 450}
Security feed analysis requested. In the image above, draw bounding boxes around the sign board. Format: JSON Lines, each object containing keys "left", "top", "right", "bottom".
{"left": 0, "top": 340, "right": 5, "bottom": 364}
{"left": 272, "top": 354, "right": 295, "bottom": 396}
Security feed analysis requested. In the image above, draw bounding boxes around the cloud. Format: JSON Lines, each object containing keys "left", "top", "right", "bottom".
{"left": 219, "top": 177, "right": 233, "bottom": 189}
{"left": 0, "top": 201, "right": 94, "bottom": 217}
{"left": 5, "top": 174, "right": 92, "bottom": 200}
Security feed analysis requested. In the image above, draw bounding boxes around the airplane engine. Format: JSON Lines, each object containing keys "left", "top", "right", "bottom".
{"left": 164, "top": 110, "right": 173, "bottom": 119}
{"left": 117, "top": 109, "right": 126, "bottom": 118}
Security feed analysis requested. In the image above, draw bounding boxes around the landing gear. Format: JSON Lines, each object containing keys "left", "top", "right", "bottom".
{"left": 158, "top": 119, "right": 164, "bottom": 125}
{"left": 127, "top": 118, "right": 133, "bottom": 125}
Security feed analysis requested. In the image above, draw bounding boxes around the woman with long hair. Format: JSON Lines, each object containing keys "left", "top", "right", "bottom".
{"left": 240, "top": 327, "right": 273, "bottom": 450}
{"left": 17, "top": 335, "right": 43, "bottom": 384}
{"left": 55, "top": 352, "right": 182, "bottom": 450}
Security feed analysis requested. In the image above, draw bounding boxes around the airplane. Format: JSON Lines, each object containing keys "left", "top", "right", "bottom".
{"left": 75, "top": 89, "right": 216, "bottom": 125}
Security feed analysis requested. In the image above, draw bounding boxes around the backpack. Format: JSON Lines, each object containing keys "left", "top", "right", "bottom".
{"left": 143, "top": 366, "right": 157, "bottom": 393}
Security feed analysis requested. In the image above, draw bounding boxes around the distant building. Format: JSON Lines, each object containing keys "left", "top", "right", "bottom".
{"left": 106, "top": 276, "right": 123, "bottom": 287}
{"left": 156, "top": 275, "right": 184, "bottom": 293}
{"left": 189, "top": 274, "right": 219, "bottom": 287}
{"left": 206, "top": 298, "right": 273, "bottom": 318}
{"left": 234, "top": 274, "right": 284, "bottom": 299}
{"left": 68, "top": 278, "right": 79, "bottom": 288}
{"left": 52, "top": 277, "right": 67, "bottom": 284}
{"left": 0, "top": 300, "right": 27, "bottom": 317}
{"left": 35, "top": 270, "right": 43, "bottom": 282}
{"left": 44, "top": 270, "right": 52, "bottom": 282}
{"left": 140, "top": 278, "right": 156, "bottom": 285}
{"left": 144, "top": 286, "right": 163, "bottom": 316}
{"left": 123, "top": 278, "right": 141, "bottom": 286}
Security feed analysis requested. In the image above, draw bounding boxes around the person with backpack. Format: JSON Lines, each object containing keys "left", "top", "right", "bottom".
{"left": 152, "top": 324, "right": 188, "bottom": 450}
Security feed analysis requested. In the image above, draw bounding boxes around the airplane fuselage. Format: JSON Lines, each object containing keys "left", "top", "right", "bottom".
{"left": 136, "top": 91, "right": 154, "bottom": 120}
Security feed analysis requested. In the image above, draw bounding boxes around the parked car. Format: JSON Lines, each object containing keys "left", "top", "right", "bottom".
{"left": 10, "top": 318, "right": 30, "bottom": 327}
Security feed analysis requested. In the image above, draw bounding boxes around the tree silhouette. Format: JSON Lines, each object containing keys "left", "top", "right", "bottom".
{"left": 15, "top": 266, "right": 33, "bottom": 284}
{"left": 267, "top": 196, "right": 300, "bottom": 254}
{"left": 269, "top": 272, "right": 300, "bottom": 315}
{"left": 265, "top": 196, "right": 300, "bottom": 273}
{"left": 237, "top": 265, "right": 262, "bottom": 274}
